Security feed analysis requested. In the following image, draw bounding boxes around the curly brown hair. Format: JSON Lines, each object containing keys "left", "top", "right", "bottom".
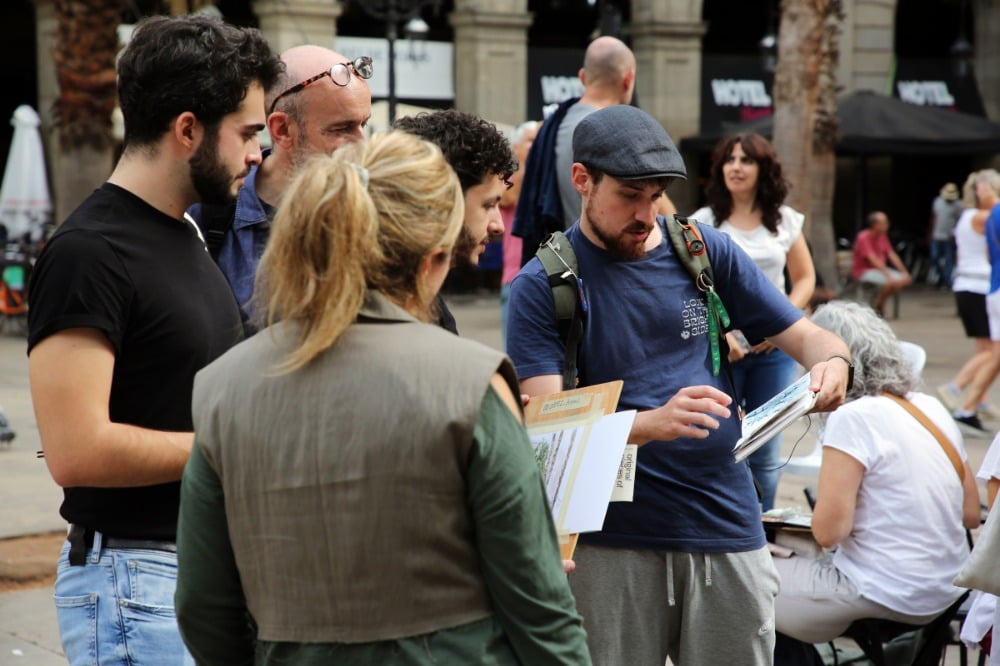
{"left": 394, "top": 110, "right": 517, "bottom": 192}
{"left": 704, "top": 133, "right": 789, "bottom": 234}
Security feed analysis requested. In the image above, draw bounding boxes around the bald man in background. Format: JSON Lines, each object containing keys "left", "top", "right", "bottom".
{"left": 190, "top": 44, "right": 373, "bottom": 328}
{"left": 515, "top": 36, "right": 675, "bottom": 266}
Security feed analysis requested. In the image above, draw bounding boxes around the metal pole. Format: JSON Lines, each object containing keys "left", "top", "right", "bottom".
{"left": 387, "top": 6, "right": 398, "bottom": 124}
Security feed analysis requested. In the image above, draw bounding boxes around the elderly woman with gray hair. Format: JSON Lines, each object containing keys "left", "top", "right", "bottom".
{"left": 773, "top": 300, "right": 981, "bottom": 654}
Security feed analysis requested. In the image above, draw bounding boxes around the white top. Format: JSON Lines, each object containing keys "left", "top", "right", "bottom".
{"left": 824, "top": 392, "right": 969, "bottom": 616}
{"left": 979, "top": 433, "right": 1000, "bottom": 481}
{"left": 952, "top": 208, "right": 990, "bottom": 295}
{"left": 691, "top": 205, "right": 804, "bottom": 292}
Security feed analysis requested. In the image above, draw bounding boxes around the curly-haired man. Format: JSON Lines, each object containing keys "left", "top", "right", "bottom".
{"left": 394, "top": 110, "right": 516, "bottom": 332}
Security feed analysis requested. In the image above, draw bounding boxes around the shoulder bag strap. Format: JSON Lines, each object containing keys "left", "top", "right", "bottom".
{"left": 881, "top": 392, "right": 965, "bottom": 481}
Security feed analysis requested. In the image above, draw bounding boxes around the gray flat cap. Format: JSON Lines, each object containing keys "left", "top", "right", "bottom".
{"left": 573, "top": 105, "right": 687, "bottom": 181}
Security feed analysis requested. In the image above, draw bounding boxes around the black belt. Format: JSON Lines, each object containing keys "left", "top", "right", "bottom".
{"left": 67, "top": 524, "right": 176, "bottom": 566}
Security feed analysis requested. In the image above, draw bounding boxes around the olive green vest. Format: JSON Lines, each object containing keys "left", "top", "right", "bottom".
{"left": 193, "top": 291, "right": 518, "bottom": 642}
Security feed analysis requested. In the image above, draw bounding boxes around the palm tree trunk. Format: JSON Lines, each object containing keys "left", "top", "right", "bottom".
{"left": 771, "top": 0, "right": 843, "bottom": 293}
{"left": 808, "top": 1, "right": 843, "bottom": 292}
{"left": 51, "top": 0, "right": 125, "bottom": 223}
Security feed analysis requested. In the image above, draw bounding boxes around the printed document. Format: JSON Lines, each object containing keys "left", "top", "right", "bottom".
{"left": 733, "top": 373, "right": 817, "bottom": 463}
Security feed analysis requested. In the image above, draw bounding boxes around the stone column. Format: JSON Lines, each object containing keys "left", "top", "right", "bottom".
{"left": 837, "top": 0, "right": 896, "bottom": 94}
{"left": 449, "top": 1, "right": 532, "bottom": 127}
{"left": 252, "top": 0, "right": 343, "bottom": 52}
{"left": 630, "top": 0, "right": 706, "bottom": 213}
{"left": 33, "top": 0, "right": 57, "bottom": 140}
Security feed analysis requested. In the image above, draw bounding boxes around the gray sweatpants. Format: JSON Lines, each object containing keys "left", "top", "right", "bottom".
{"left": 570, "top": 543, "right": 779, "bottom": 666}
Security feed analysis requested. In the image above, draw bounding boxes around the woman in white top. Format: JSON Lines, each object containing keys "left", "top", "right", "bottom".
{"left": 774, "top": 301, "right": 980, "bottom": 650}
{"left": 940, "top": 169, "right": 1000, "bottom": 432}
{"left": 693, "top": 133, "right": 815, "bottom": 510}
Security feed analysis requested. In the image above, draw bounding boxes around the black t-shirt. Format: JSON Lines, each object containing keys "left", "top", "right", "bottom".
{"left": 28, "top": 183, "right": 243, "bottom": 539}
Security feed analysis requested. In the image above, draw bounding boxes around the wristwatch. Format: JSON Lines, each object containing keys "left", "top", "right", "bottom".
{"left": 827, "top": 354, "right": 854, "bottom": 391}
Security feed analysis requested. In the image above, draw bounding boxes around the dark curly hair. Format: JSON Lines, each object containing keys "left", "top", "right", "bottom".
{"left": 393, "top": 110, "right": 517, "bottom": 193}
{"left": 704, "top": 133, "right": 789, "bottom": 234}
{"left": 117, "top": 15, "right": 283, "bottom": 148}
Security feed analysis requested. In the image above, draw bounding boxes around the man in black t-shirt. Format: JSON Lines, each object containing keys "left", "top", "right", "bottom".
{"left": 27, "top": 16, "right": 281, "bottom": 664}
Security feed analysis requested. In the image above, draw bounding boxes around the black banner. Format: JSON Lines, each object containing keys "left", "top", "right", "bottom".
{"left": 526, "top": 47, "right": 585, "bottom": 121}
{"left": 700, "top": 55, "right": 774, "bottom": 135}
{"left": 892, "top": 58, "right": 986, "bottom": 116}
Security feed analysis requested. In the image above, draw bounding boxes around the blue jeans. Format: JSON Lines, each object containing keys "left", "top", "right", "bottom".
{"left": 54, "top": 533, "right": 194, "bottom": 665}
{"left": 730, "top": 349, "right": 797, "bottom": 511}
{"left": 929, "top": 239, "right": 955, "bottom": 287}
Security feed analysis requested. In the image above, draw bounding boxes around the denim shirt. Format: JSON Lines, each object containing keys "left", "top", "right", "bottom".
{"left": 188, "top": 151, "right": 274, "bottom": 329}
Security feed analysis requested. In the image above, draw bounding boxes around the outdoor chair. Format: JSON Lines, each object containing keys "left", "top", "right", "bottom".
{"left": 834, "top": 590, "right": 970, "bottom": 666}
{"left": 855, "top": 277, "right": 901, "bottom": 319}
{"left": 942, "top": 594, "right": 988, "bottom": 666}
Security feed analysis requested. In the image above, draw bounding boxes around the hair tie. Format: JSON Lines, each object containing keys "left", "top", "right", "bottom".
{"left": 348, "top": 161, "right": 369, "bottom": 189}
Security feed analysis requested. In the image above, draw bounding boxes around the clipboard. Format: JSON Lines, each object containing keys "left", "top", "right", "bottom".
{"left": 523, "top": 381, "right": 629, "bottom": 560}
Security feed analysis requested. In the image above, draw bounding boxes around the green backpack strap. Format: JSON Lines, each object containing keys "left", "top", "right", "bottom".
{"left": 665, "top": 215, "right": 731, "bottom": 376}
{"left": 535, "top": 231, "right": 586, "bottom": 390}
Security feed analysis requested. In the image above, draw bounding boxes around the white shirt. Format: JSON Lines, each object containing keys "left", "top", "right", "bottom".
{"left": 691, "top": 205, "right": 804, "bottom": 292}
{"left": 952, "top": 208, "right": 990, "bottom": 295}
{"left": 824, "top": 392, "right": 969, "bottom": 616}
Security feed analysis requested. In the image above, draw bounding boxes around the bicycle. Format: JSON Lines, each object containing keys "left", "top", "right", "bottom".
{"left": 0, "top": 243, "right": 30, "bottom": 336}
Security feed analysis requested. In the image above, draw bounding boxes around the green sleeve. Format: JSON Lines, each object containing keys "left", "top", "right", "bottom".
{"left": 467, "top": 385, "right": 592, "bottom": 665}
{"left": 176, "top": 443, "right": 255, "bottom": 665}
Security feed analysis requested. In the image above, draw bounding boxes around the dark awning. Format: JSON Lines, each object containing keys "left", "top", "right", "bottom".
{"left": 680, "top": 89, "right": 1000, "bottom": 156}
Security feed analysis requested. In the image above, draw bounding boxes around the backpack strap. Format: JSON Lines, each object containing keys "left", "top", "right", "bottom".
{"left": 665, "top": 215, "right": 731, "bottom": 376}
{"left": 198, "top": 201, "right": 237, "bottom": 261}
{"left": 536, "top": 231, "right": 586, "bottom": 390}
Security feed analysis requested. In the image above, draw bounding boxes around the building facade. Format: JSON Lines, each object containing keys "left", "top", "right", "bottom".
{"left": 16, "top": 0, "right": 1000, "bottom": 237}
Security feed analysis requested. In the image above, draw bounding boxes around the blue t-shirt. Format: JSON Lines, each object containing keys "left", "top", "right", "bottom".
{"left": 986, "top": 203, "right": 1000, "bottom": 295}
{"left": 507, "top": 218, "right": 802, "bottom": 552}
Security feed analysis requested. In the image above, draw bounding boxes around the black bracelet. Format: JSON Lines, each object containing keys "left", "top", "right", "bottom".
{"left": 826, "top": 354, "right": 854, "bottom": 391}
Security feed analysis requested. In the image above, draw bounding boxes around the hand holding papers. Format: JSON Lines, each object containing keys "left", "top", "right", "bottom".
{"left": 733, "top": 373, "right": 818, "bottom": 463}
{"left": 523, "top": 381, "right": 635, "bottom": 560}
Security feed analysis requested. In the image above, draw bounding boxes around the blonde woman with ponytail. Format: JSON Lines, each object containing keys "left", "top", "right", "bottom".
{"left": 174, "top": 131, "right": 590, "bottom": 665}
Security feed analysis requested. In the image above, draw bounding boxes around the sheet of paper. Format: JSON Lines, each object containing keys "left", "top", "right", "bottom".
{"left": 610, "top": 444, "right": 637, "bottom": 503}
{"left": 559, "top": 410, "right": 636, "bottom": 534}
{"left": 530, "top": 425, "right": 586, "bottom": 521}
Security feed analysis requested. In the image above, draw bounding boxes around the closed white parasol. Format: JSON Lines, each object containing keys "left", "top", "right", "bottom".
{"left": 0, "top": 105, "right": 52, "bottom": 242}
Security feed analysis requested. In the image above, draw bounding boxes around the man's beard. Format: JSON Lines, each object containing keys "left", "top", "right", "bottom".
{"left": 585, "top": 198, "right": 651, "bottom": 261}
{"left": 189, "top": 126, "right": 241, "bottom": 206}
{"left": 451, "top": 225, "right": 478, "bottom": 268}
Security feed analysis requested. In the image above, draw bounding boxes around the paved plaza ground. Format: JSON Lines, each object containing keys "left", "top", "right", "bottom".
{"left": 0, "top": 284, "right": 994, "bottom": 663}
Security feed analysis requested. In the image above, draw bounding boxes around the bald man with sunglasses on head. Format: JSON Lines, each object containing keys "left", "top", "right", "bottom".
{"left": 191, "top": 45, "right": 373, "bottom": 330}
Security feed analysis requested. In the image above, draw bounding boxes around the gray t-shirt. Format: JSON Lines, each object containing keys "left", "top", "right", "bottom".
{"left": 554, "top": 102, "right": 598, "bottom": 229}
{"left": 931, "top": 195, "right": 962, "bottom": 240}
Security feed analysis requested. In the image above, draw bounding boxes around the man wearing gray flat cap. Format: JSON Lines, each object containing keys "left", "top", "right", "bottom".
{"left": 507, "top": 105, "right": 852, "bottom": 665}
